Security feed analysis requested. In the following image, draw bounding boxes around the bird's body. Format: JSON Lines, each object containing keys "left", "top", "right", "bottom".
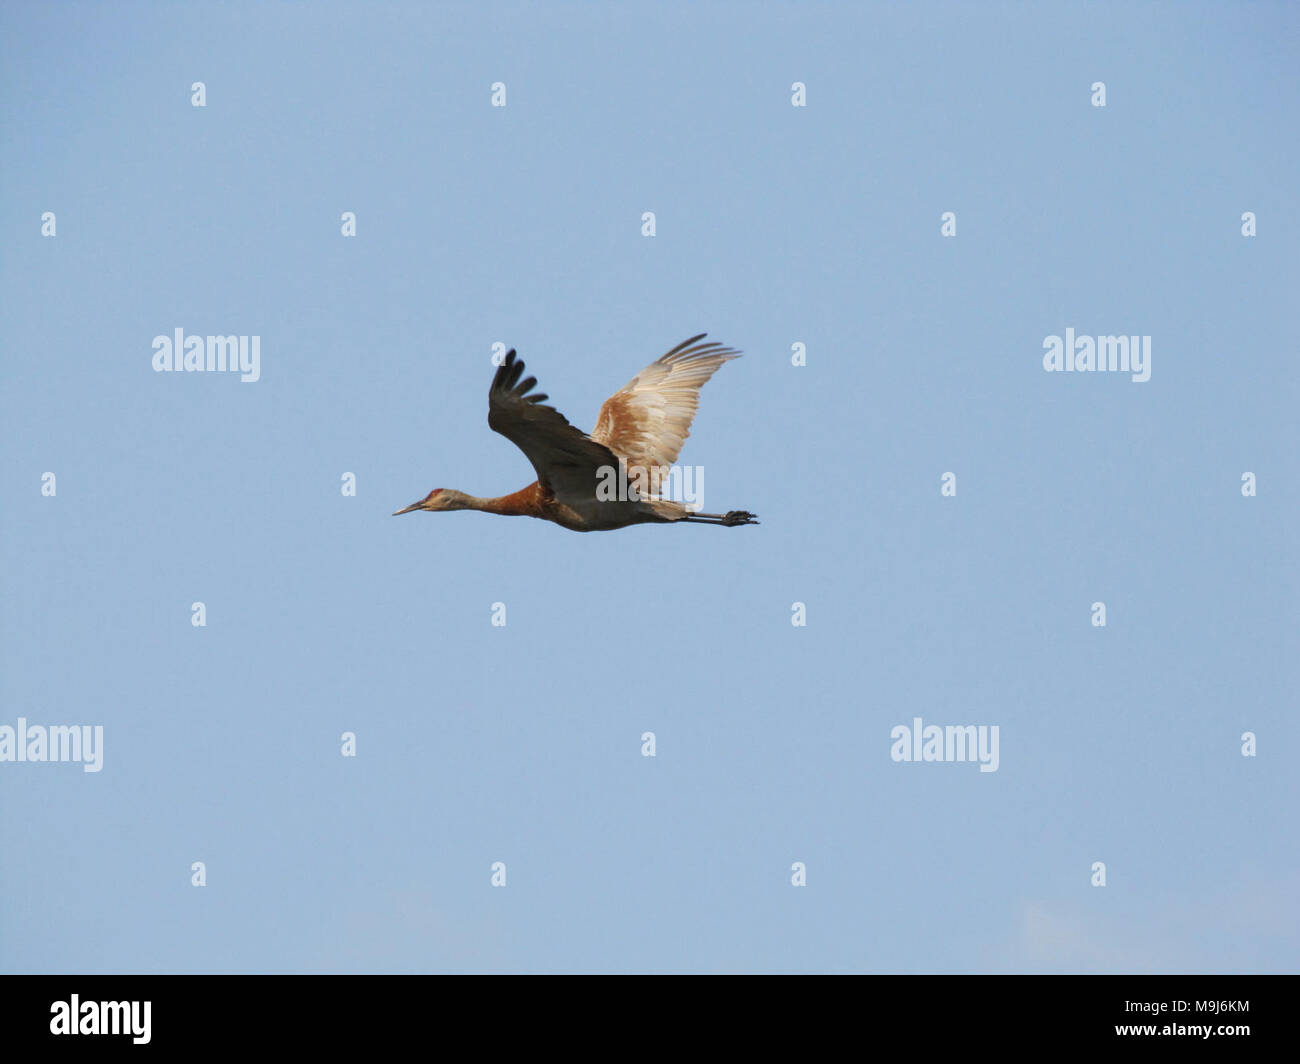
{"left": 394, "top": 335, "right": 757, "bottom": 532}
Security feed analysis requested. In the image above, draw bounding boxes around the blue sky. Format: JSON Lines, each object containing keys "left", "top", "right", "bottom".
{"left": 1, "top": 1, "right": 1296, "bottom": 973}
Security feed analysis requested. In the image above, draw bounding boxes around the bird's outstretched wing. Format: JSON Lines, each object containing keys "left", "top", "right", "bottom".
{"left": 591, "top": 334, "right": 741, "bottom": 493}
{"left": 488, "top": 349, "right": 621, "bottom": 501}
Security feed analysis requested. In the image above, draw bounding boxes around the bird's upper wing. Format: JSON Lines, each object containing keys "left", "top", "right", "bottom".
{"left": 590, "top": 334, "right": 741, "bottom": 491}
{"left": 488, "top": 349, "right": 621, "bottom": 501}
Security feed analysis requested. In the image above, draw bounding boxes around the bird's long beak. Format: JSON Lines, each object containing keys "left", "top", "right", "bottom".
{"left": 392, "top": 500, "right": 422, "bottom": 516}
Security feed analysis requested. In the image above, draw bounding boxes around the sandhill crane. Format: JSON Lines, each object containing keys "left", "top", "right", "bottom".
{"left": 393, "top": 334, "right": 758, "bottom": 532}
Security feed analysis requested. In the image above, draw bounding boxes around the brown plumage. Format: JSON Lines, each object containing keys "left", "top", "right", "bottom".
{"left": 393, "top": 334, "right": 758, "bottom": 532}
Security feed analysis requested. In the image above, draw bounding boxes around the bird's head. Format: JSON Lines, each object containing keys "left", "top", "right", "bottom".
{"left": 392, "top": 488, "right": 468, "bottom": 515}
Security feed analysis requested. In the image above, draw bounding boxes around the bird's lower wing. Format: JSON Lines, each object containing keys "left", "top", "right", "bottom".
{"left": 488, "top": 349, "right": 622, "bottom": 501}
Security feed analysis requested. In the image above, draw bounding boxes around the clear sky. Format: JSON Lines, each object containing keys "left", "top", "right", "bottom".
{"left": 2, "top": 1, "right": 1296, "bottom": 973}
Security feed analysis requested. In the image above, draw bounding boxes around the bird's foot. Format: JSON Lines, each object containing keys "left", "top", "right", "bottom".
{"left": 723, "top": 510, "right": 758, "bottom": 526}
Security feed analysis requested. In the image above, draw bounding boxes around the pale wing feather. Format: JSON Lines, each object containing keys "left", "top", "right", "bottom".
{"left": 487, "top": 349, "right": 620, "bottom": 501}
{"left": 591, "top": 334, "right": 741, "bottom": 493}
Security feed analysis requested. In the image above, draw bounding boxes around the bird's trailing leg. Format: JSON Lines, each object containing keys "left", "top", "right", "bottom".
{"left": 680, "top": 510, "right": 759, "bottom": 526}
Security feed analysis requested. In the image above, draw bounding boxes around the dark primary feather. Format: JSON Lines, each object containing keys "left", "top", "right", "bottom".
{"left": 487, "top": 349, "right": 620, "bottom": 499}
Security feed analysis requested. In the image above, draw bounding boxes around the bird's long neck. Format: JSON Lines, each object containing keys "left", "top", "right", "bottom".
{"left": 462, "top": 484, "right": 544, "bottom": 517}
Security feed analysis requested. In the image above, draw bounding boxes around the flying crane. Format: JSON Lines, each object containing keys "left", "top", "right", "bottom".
{"left": 393, "top": 335, "right": 758, "bottom": 532}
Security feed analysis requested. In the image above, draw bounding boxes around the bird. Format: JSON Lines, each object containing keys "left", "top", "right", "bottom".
{"left": 393, "top": 334, "right": 758, "bottom": 532}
